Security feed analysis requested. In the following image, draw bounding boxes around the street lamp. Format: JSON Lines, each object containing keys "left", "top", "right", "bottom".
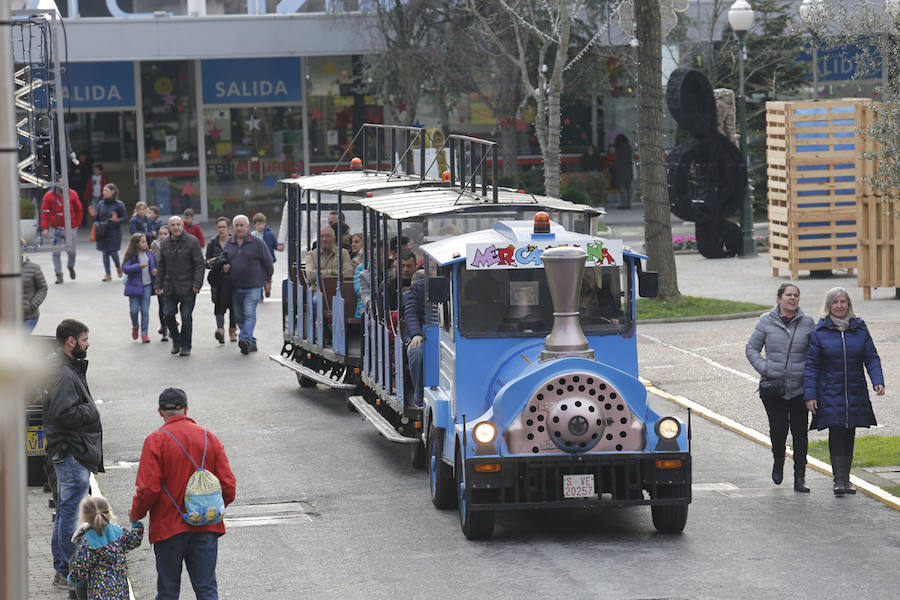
{"left": 728, "top": 0, "right": 756, "bottom": 256}
{"left": 800, "top": 0, "right": 825, "bottom": 100}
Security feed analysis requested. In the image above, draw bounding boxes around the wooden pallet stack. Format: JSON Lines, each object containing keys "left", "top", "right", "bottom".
{"left": 766, "top": 99, "right": 874, "bottom": 279}
{"left": 857, "top": 195, "right": 900, "bottom": 298}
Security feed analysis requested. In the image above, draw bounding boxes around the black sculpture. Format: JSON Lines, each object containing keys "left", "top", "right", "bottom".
{"left": 666, "top": 68, "right": 747, "bottom": 258}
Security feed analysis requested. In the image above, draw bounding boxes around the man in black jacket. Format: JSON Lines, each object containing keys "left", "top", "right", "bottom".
{"left": 224, "top": 214, "right": 274, "bottom": 354}
{"left": 155, "top": 216, "right": 205, "bottom": 356}
{"left": 44, "top": 319, "right": 104, "bottom": 590}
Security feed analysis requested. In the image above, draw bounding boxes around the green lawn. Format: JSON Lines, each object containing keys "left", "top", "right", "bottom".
{"left": 807, "top": 436, "right": 900, "bottom": 468}
{"left": 636, "top": 296, "right": 769, "bottom": 320}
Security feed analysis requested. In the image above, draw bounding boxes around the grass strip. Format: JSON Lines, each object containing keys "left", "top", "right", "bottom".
{"left": 635, "top": 296, "right": 769, "bottom": 320}
{"left": 807, "top": 436, "right": 900, "bottom": 468}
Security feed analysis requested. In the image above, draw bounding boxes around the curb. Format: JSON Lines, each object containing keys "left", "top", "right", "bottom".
{"left": 638, "top": 311, "right": 762, "bottom": 325}
{"left": 640, "top": 377, "right": 900, "bottom": 512}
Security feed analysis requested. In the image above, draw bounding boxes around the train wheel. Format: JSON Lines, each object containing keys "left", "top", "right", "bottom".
{"left": 455, "top": 448, "right": 494, "bottom": 540}
{"left": 651, "top": 485, "right": 689, "bottom": 534}
{"left": 409, "top": 436, "right": 426, "bottom": 470}
{"left": 296, "top": 354, "right": 321, "bottom": 388}
{"left": 428, "top": 426, "right": 455, "bottom": 509}
{"left": 296, "top": 373, "right": 317, "bottom": 388}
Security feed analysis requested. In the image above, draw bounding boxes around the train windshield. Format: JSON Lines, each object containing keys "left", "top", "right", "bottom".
{"left": 458, "top": 264, "right": 631, "bottom": 338}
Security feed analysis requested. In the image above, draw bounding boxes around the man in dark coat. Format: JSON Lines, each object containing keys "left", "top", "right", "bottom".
{"left": 223, "top": 214, "right": 274, "bottom": 354}
{"left": 44, "top": 319, "right": 104, "bottom": 590}
{"left": 155, "top": 216, "right": 205, "bottom": 357}
{"left": 613, "top": 134, "right": 634, "bottom": 209}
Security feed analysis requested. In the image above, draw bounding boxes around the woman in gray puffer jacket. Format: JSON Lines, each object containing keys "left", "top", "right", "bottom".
{"left": 746, "top": 283, "right": 815, "bottom": 493}
{"left": 22, "top": 251, "right": 47, "bottom": 333}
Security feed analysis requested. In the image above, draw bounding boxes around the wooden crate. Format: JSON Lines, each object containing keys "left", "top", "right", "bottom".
{"left": 766, "top": 99, "right": 873, "bottom": 278}
{"left": 857, "top": 195, "right": 900, "bottom": 298}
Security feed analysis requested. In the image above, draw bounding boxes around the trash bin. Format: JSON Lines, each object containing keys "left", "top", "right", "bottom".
{"left": 25, "top": 404, "right": 47, "bottom": 487}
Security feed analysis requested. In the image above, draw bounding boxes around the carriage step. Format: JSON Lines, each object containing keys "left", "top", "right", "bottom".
{"left": 347, "top": 395, "right": 419, "bottom": 444}
{"left": 268, "top": 355, "right": 357, "bottom": 390}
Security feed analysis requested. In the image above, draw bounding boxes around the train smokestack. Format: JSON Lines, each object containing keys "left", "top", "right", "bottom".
{"left": 540, "top": 247, "right": 595, "bottom": 361}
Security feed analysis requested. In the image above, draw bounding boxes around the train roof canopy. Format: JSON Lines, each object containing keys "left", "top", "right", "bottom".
{"left": 279, "top": 171, "right": 439, "bottom": 195}
{"left": 354, "top": 187, "right": 602, "bottom": 221}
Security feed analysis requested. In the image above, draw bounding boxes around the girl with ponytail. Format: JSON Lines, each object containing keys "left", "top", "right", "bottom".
{"left": 68, "top": 495, "right": 144, "bottom": 599}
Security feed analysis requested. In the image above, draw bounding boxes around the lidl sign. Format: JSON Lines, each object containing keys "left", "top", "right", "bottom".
{"left": 201, "top": 58, "right": 302, "bottom": 105}
{"left": 466, "top": 238, "right": 624, "bottom": 270}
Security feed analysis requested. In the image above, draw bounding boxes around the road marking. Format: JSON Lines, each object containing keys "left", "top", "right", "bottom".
{"left": 640, "top": 334, "right": 758, "bottom": 384}
{"left": 641, "top": 378, "right": 900, "bottom": 512}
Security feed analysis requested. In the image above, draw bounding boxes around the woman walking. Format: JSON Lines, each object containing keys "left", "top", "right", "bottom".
{"left": 122, "top": 233, "right": 157, "bottom": 343}
{"left": 206, "top": 216, "right": 236, "bottom": 343}
{"left": 93, "top": 183, "right": 127, "bottom": 281}
{"left": 150, "top": 225, "right": 171, "bottom": 341}
{"left": 746, "top": 283, "right": 815, "bottom": 492}
{"left": 804, "top": 287, "right": 885, "bottom": 495}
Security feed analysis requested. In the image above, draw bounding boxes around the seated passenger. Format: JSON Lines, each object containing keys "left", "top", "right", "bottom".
{"left": 402, "top": 270, "right": 427, "bottom": 408}
{"left": 387, "top": 250, "right": 417, "bottom": 311}
{"left": 579, "top": 269, "right": 624, "bottom": 325}
{"left": 305, "top": 226, "right": 355, "bottom": 285}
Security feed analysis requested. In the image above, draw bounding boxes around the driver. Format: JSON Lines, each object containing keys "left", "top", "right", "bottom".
{"left": 579, "top": 269, "right": 623, "bottom": 325}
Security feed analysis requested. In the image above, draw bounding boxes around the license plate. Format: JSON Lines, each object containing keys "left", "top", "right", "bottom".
{"left": 563, "top": 474, "right": 595, "bottom": 499}
{"left": 26, "top": 426, "right": 45, "bottom": 457}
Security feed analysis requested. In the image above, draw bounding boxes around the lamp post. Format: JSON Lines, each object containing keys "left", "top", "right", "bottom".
{"left": 800, "top": 0, "right": 825, "bottom": 100}
{"left": 729, "top": 0, "right": 756, "bottom": 256}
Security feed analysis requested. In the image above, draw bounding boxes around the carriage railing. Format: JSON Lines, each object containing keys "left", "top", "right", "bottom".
{"left": 331, "top": 124, "right": 437, "bottom": 181}
{"left": 413, "top": 134, "right": 499, "bottom": 204}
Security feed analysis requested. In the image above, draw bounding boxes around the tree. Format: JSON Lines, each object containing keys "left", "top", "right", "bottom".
{"left": 635, "top": 0, "right": 681, "bottom": 300}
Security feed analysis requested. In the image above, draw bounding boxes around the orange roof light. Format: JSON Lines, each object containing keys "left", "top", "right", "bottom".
{"left": 350, "top": 157, "right": 363, "bottom": 170}
{"left": 534, "top": 211, "right": 550, "bottom": 234}
{"left": 441, "top": 170, "right": 451, "bottom": 182}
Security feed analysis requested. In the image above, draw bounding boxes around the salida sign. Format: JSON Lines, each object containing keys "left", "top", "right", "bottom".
{"left": 466, "top": 238, "right": 624, "bottom": 270}
{"left": 202, "top": 58, "right": 302, "bottom": 105}
{"left": 35, "top": 62, "right": 135, "bottom": 109}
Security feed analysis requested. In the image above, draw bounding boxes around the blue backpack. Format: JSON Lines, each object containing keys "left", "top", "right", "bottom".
{"left": 160, "top": 427, "right": 225, "bottom": 526}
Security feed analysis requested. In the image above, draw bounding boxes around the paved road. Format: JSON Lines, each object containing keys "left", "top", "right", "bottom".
{"left": 23, "top": 231, "right": 900, "bottom": 599}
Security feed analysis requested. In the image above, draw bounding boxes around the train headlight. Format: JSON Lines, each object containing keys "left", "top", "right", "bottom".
{"left": 473, "top": 422, "right": 498, "bottom": 445}
{"left": 656, "top": 417, "right": 681, "bottom": 440}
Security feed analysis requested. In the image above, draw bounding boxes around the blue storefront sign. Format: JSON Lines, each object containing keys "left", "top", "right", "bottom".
{"left": 35, "top": 61, "right": 135, "bottom": 109}
{"left": 796, "top": 44, "right": 881, "bottom": 82}
{"left": 201, "top": 57, "right": 302, "bottom": 105}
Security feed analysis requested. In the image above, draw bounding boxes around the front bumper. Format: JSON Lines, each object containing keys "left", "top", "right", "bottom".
{"left": 463, "top": 452, "right": 691, "bottom": 511}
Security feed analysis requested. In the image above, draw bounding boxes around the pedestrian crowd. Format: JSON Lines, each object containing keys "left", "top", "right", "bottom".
{"left": 746, "top": 284, "right": 885, "bottom": 495}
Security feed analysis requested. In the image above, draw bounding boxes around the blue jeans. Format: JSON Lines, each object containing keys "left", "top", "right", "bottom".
{"left": 164, "top": 294, "right": 196, "bottom": 350}
{"left": 154, "top": 531, "right": 219, "bottom": 600}
{"left": 48, "top": 228, "right": 76, "bottom": 275}
{"left": 24, "top": 317, "right": 38, "bottom": 332}
{"left": 407, "top": 342, "right": 424, "bottom": 407}
{"left": 129, "top": 284, "right": 153, "bottom": 335}
{"left": 101, "top": 249, "right": 121, "bottom": 275}
{"left": 232, "top": 287, "right": 262, "bottom": 344}
{"left": 51, "top": 454, "right": 91, "bottom": 575}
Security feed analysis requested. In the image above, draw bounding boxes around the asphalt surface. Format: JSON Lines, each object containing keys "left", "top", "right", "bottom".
{"left": 22, "top": 216, "right": 900, "bottom": 599}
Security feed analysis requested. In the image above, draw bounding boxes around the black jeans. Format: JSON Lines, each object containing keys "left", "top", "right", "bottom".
{"left": 761, "top": 393, "right": 809, "bottom": 472}
{"left": 164, "top": 293, "right": 196, "bottom": 350}
{"left": 828, "top": 426, "right": 856, "bottom": 456}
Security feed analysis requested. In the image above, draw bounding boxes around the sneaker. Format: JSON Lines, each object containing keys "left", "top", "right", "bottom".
{"left": 102, "top": 274, "right": 111, "bottom": 282}
{"left": 68, "top": 266, "right": 76, "bottom": 280}
{"left": 52, "top": 572, "right": 68, "bottom": 589}
{"left": 161, "top": 335, "right": 169, "bottom": 342}
{"left": 141, "top": 335, "right": 150, "bottom": 343}
{"left": 170, "top": 343, "right": 181, "bottom": 355}
{"left": 265, "top": 289, "right": 271, "bottom": 298}
{"left": 55, "top": 273, "right": 63, "bottom": 284}
{"left": 116, "top": 266, "right": 123, "bottom": 278}
{"left": 132, "top": 327, "right": 139, "bottom": 340}
{"left": 179, "top": 348, "right": 191, "bottom": 357}
{"left": 239, "top": 339, "right": 250, "bottom": 355}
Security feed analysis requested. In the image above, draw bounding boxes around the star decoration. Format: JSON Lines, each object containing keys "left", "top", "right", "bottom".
{"left": 341, "top": 140, "right": 354, "bottom": 154}
{"left": 563, "top": 118, "right": 571, "bottom": 126}
{"left": 259, "top": 149, "right": 266, "bottom": 156}
{"left": 395, "top": 101, "right": 407, "bottom": 114}
{"left": 217, "top": 111, "right": 226, "bottom": 118}
{"left": 209, "top": 126, "right": 222, "bottom": 141}
{"left": 243, "top": 187, "right": 252, "bottom": 196}
{"left": 323, "top": 61, "right": 336, "bottom": 75}
{"left": 163, "top": 93, "right": 176, "bottom": 106}
{"left": 242, "top": 137, "right": 250, "bottom": 145}
{"left": 148, "top": 147, "right": 161, "bottom": 162}
{"left": 309, "top": 108, "right": 323, "bottom": 122}
{"left": 179, "top": 181, "right": 196, "bottom": 197}
{"left": 245, "top": 116, "right": 261, "bottom": 131}
{"left": 210, "top": 198, "right": 225, "bottom": 212}
{"left": 181, "top": 152, "right": 190, "bottom": 160}
{"left": 264, "top": 175, "right": 277, "bottom": 188}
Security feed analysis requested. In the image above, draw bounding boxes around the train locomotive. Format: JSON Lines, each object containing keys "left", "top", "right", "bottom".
{"left": 415, "top": 215, "right": 692, "bottom": 539}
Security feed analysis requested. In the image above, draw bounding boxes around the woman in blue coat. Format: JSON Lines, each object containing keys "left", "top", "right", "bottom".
{"left": 94, "top": 183, "right": 128, "bottom": 281}
{"left": 804, "top": 287, "right": 885, "bottom": 495}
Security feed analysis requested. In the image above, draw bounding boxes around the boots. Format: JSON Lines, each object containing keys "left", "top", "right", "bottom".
{"left": 771, "top": 454, "right": 785, "bottom": 485}
{"left": 843, "top": 455, "right": 857, "bottom": 494}
{"left": 229, "top": 327, "right": 238, "bottom": 342}
{"left": 831, "top": 455, "right": 852, "bottom": 495}
{"left": 215, "top": 328, "right": 225, "bottom": 344}
{"left": 793, "top": 455, "right": 810, "bottom": 493}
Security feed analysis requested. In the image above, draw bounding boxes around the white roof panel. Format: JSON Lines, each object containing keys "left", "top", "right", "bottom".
{"left": 279, "top": 171, "right": 439, "bottom": 194}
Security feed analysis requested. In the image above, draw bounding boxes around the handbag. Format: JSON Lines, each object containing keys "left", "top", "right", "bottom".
{"left": 89, "top": 223, "right": 96, "bottom": 242}
{"left": 758, "top": 321, "right": 797, "bottom": 401}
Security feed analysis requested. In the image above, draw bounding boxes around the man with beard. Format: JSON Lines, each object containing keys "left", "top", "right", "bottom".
{"left": 44, "top": 319, "right": 104, "bottom": 592}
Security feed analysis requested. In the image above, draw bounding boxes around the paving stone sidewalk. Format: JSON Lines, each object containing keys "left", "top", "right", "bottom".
{"left": 27, "top": 486, "right": 66, "bottom": 599}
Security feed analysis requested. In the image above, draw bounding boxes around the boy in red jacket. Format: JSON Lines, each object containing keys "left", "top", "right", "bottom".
{"left": 40, "top": 184, "right": 83, "bottom": 283}
{"left": 130, "top": 388, "right": 236, "bottom": 599}
{"left": 182, "top": 209, "right": 205, "bottom": 246}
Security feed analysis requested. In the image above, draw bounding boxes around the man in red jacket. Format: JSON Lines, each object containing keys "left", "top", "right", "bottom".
{"left": 130, "top": 388, "right": 236, "bottom": 600}
{"left": 40, "top": 183, "right": 83, "bottom": 284}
